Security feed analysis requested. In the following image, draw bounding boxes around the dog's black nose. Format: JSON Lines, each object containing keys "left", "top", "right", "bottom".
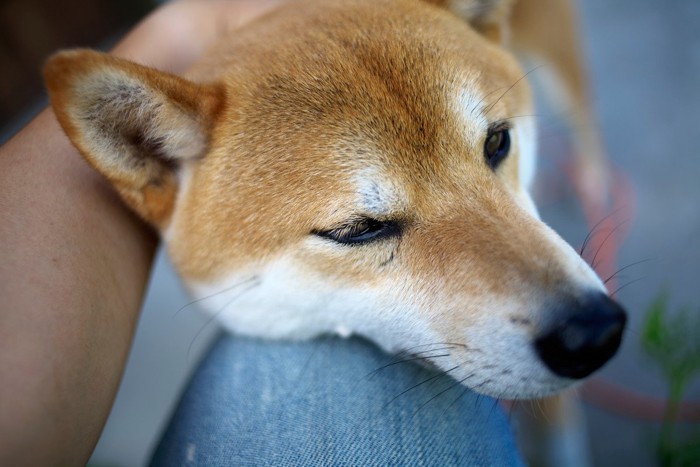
{"left": 535, "top": 293, "right": 627, "bottom": 379}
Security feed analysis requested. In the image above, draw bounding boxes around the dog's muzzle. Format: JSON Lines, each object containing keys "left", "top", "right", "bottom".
{"left": 534, "top": 292, "right": 627, "bottom": 379}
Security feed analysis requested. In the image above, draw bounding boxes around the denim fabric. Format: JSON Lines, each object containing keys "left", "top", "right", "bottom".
{"left": 151, "top": 335, "right": 524, "bottom": 466}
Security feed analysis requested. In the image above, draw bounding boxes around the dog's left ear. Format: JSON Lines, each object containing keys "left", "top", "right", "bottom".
{"left": 427, "top": 0, "right": 514, "bottom": 44}
{"left": 44, "top": 49, "right": 224, "bottom": 227}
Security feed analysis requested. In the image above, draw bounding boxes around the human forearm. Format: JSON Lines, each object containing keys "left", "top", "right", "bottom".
{"left": 0, "top": 109, "right": 157, "bottom": 465}
{"left": 0, "top": 1, "right": 286, "bottom": 463}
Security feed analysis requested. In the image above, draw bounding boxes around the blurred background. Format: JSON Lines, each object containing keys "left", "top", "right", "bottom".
{"left": 1, "top": 0, "right": 698, "bottom": 465}
{"left": 0, "top": 0, "right": 151, "bottom": 136}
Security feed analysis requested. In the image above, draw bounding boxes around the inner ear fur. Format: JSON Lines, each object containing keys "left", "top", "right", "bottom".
{"left": 428, "top": 0, "right": 514, "bottom": 44}
{"left": 44, "top": 49, "right": 224, "bottom": 227}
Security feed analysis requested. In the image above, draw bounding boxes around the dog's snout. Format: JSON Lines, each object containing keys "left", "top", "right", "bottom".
{"left": 534, "top": 293, "right": 627, "bottom": 379}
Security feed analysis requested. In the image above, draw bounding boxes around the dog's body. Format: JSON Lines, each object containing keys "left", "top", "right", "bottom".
{"left": 45, "top": 0, "right": 625, "bottom": 461}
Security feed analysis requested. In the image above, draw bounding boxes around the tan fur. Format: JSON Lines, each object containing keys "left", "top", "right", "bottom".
{"left": 45, "top": 0, "right": 614, "bottom": 410}
{"left": 166, "top": 0, "right": 534, "bottom": 282}
{"left": 46, "top": 1, "right": 596, "bottom": 372}
{"left": 44, "top": 3, "right": 621, "bottom": 462}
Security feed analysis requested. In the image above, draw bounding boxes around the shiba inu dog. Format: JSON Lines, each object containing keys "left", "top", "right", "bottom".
{"left": 44, "top": 0, "right": 625, "bottom": 422}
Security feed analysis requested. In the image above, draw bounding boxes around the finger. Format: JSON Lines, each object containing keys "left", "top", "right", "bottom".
{"left": 111, "top": 0, "right": 286, "bottom": 73}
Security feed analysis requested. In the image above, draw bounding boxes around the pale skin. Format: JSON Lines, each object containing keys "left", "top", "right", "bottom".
{"left": 0, "top": 1, "right": 285, "bottom": 464}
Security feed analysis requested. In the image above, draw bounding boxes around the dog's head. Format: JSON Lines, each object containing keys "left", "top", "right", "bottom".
{"left": 44, "top": 0, "right": 625, "bottom": 399}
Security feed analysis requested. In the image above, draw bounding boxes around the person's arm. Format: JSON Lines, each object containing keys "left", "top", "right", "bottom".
{"left": 0, "top": 1, "right": 283, "bottom": 464}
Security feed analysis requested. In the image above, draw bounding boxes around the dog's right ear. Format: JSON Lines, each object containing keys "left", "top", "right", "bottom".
{"left": 44, "top": 50, "right": 224, "bottom": 227}
{"left": 427, "top": 0, "right": 514, "bottom": 44}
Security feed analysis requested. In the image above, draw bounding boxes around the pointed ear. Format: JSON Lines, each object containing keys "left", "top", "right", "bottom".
{"left": 44, "top": 49, "right": 224, "bottom": 227}
{"left": 429, "top": 0, "right": 514, "bottom": 44}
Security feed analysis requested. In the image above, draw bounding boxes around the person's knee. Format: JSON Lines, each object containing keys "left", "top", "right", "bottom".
{"left": 152, "top": 336, "right": 524, "bottom": 466}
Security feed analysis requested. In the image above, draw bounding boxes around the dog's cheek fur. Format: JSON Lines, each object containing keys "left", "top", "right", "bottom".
{"left": 187, "top": 253, "right": 441, "bottom": 348}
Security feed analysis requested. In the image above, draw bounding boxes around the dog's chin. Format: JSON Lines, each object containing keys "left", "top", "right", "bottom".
{"left": 475, "top": 374, "right": 580, "bottom": 401}
{"left": 425, "top": 359, "right": 579, "bottom": 401}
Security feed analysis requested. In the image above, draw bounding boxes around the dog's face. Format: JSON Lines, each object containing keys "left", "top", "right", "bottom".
{"left": 45, "top": 0, "right": 625, "bottom": 399}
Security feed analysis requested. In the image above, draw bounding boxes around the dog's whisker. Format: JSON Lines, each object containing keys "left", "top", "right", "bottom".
{"left": 186, "top": 278, "right": 262, "bottom": 361}
{"left": 396, "top": 342, "right": 469, "bottom": 355}
{"left": 603, "top": 258, "right": 653, "bottom": 285}
{"left": 590, "top": 218, "right": 630, "bottom": 270}
{"left": 481, "top": 383, "right": 513, "bottom": 424}
{"left": 483, "top": 65, "right": 543, "bottom": 116}
{"left": 442, "top": 385, "right": 471, "bottom": 417}
{"left": 383, "top": 365, "right": 460, "bottom": 409}
{"left": 409, "top": 346, "right": 463, "bottom": 357}
{"left": 500, "top": 113, "right": 544, "bottom": 121}
{"left": 443, "top": 373, "right": 475, "bottom": 415}
{"left": 506, "top": 398, "right": 520, "bottom": 423}
{"left": 365, "top": 353, "right": 454, "bottom": 380}
{"left": 609, "top": 276, "right": 647, "bottom": 299}
{"left": 353, "top": 345, "right": 454, "bottom": 392}
{"left": 367, "top": 341, "right": 476, "bottom": 380}
{"left": 471, "top": 85, "right": 510, "bottom": 116}
{"left": 535, "top": 398, "right": 551, "bottom": 423}
{"left": 487, "top": 393, "right": 503, "bottom": 423}
{"left": 411, "top": 373, "right": 476, "bottom": 419}
{"left": 173, "top": 276, "right": 259, "bottom": 317}
{"left": 470, "top": 378, "right": 493, "bottom": 393}
{"left": 578, "top": 207, "right": 626, "bottom": 258}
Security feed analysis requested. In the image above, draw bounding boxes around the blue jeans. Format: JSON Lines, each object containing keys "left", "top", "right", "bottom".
{"left": 151, "top": 335, "right": 524, "bottom": 466}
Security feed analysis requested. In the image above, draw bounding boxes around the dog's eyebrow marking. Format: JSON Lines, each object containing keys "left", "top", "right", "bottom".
{"left": 454, "top": 83, "right": 489, "bottom": 146}
{"left": 354, "top": 170, "right": 403, "bottom": 216}
{"left": 360, "top": 180, "right": 385, "bottom": 212}
{"left": 516, "top": 115, "right": 537, "bottom": 191}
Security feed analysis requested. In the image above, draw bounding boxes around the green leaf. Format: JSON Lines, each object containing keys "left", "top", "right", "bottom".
{"left": 641, "top": 290, "right": 700, "bottom": 403}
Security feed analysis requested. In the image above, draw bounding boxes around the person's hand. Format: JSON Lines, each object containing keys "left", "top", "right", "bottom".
{"left": 113, "top": 0, "right": 286, "bottom": 73}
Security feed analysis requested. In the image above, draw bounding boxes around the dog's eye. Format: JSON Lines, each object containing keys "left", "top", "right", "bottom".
{"left": 484, "top": 125, "right": 511, "bottom": 169}
{"left": 314, "top": 218, "right": 400, "bottom": 245}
